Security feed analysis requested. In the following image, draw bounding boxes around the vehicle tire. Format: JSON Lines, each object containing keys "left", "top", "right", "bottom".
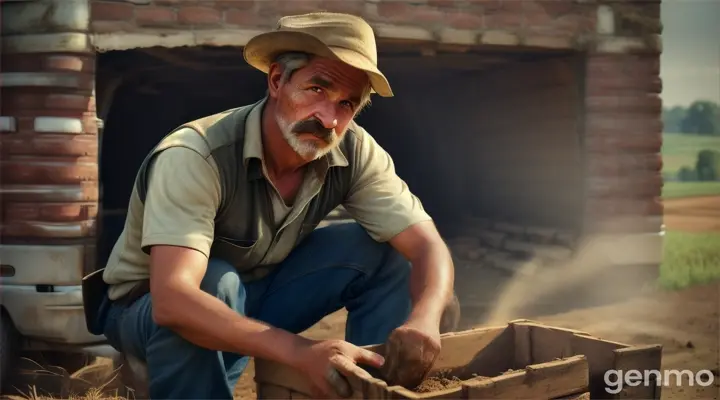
{"left": 0, "top": 311, "right": 20, "bottom": 389}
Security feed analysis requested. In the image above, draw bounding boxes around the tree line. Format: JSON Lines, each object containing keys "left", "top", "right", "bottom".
{"left": 674, "top": 149, "right": 720, "bottom": 182}
{"left": 663, "top": 100, "right": 719, "bottom": 135}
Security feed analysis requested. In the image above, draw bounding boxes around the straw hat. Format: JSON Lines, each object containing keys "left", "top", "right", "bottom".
{"left": 243, "top": 12, "right": 393, "bottom": 97}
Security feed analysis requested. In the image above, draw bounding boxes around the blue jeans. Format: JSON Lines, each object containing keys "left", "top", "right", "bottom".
{"left": 102, "top": 222, "right": 413, "bottom": 399}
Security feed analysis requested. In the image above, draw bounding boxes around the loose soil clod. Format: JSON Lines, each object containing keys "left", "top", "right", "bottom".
{"left": 414, "top": 375, "right": 463, "bottom": 393}
{"left": 413, "top": 370, "right": 490, "bottom": 393}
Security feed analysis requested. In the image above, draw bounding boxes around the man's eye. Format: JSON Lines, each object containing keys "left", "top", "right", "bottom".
{"left": 340, "top": 100, "right": 354, "bottom": 109}
{"left": 310, "top": 86, "right": 323, "bottom": 93}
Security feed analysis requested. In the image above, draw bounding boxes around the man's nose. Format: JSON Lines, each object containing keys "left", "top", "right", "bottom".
{"left": 314, "top": 106, "right": 338, "bottom": 129}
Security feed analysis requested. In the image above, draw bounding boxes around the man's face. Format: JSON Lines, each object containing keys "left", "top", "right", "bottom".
{"left": 271, "top": 57, "right": 370, "bottom": 161}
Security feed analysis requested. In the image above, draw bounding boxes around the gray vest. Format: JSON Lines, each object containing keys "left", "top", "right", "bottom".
{"left": 134, "top": 100, "right": 358, "bottom": 281}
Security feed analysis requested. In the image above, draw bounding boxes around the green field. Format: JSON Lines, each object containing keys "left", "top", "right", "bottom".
{"left": 662, "top": 181, "right": 720, "bottom": 198}
{"left": 662, "top": 132, "right": 720, "bottom": 174}
{"left": 659, "top": 231, "right": 720, "bottom": 290}
{"left": 661, "top": 133, "right": 720, "bottom": 198}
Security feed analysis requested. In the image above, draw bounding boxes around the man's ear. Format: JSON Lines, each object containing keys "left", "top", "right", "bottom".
{"left": 267, "top": 63, "right": 283, "bottom": 99}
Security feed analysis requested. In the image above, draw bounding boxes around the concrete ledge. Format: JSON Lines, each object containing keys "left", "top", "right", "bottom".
{"left": 93, "top": 29, "right": 264, "bottom": 52}
{"left": 3, "top": 33, "right": 92, "bottom": 54}
{"left": 2, "top": 0, "right": 89, "bottom": 35}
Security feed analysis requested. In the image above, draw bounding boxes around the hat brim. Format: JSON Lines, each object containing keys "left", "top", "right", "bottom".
{"left": 243, "top": 30, "right": 393, "bottom": 97}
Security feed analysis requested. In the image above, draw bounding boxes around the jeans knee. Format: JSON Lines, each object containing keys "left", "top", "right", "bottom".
{"left": 200, "top": 258, "right": 243, "bottom": 306}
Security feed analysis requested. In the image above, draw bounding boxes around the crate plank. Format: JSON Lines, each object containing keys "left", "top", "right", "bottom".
{"left": 464, "top": 355, "right": 589, "bottom": 399}
{"left": 513, "top": 323, "right": 532, "bottom": 368}
{"left": 432, "top": 326, "right": 511, "bottom": 371}
{"left": 554, "top": 391, "right": 590, "bottom": 399}
{"left": 610, "top": 345, "right": 663, "bottom": 399}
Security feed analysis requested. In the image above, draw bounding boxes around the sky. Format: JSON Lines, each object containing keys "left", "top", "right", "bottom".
{"left": 660, "top": 0, "right": 720, "bottom": 107}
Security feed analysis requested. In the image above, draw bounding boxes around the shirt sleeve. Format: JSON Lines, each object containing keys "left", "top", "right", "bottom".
{"left": 140, "top": 146, "right": 221, "bottom": 256}
{"left": 343, "top": 126, "right": 432, "bottom": 242}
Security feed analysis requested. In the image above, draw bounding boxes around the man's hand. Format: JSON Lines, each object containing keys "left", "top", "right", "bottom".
{"left": 293, "top": 339, "right": 385, "bottom": 398}
{"left": 380, "top": 318, "right": 442, "bottom": 389}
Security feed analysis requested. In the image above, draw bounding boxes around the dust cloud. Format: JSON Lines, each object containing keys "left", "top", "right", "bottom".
{"left": 478, "top": 234, "right": 660, "bottom": 325}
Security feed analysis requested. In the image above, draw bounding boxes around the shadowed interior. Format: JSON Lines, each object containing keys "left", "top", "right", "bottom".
{"left": 96, "top": 45, "right": 585, "bottom": 271}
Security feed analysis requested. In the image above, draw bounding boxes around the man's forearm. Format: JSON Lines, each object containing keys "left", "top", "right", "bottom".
{"left": 405, "top": 241, "right": 455, "bottom": 327}
{"left": 155, "top": 286, "right": 308, "bottom": 367}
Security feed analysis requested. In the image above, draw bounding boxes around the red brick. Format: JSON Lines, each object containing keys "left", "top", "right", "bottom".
{"left": 377, "top": 1, "right": 410, "bottom": 20}
{"left": 135, "top": 7, "right": 176, "bottom": 26}
{"left": 483, "top": 0, "right": 524, "bottom": 14}
{"left": 320, "top": 0, "right": 364, "bottom": 15}
{"left": 408, "top": 6, "right": 444, "bottom": 24}
{"left": 523, "top": 2, "right": 550, "bottom": 25}
{"left": 2, "top": 93, "right": 94, "bottom": 113}
{"left": 257, "top": 0, "right": 323, "bottom": 16}
{"left": 484, "top": 10, "right": 523, "bottom": 29}
{"left": 587, "top": 174, "right": 663, "bottom": 198}
{"left": 587, "top": 76, "right": 662, "bottom": 96}
{"left": 587, "top": 55, "right": 660, "bottom": 77}
{"left": 444, "top": 10, "right": 483, "bottom": 30}
{"left": 586, "top": 93, "right": 662, "bottom": 114}
{"left": 3, "top": 202, "right": 98, "bottom": 223}
{"left": 177, "top": 6, "right": 221, "bottom": 25}
{"left": 585, "top": 135, "right": 662, "bottom": 154}
{"left": 214, "top": 0, "right": 255, "bottom": 10}
{"left": 1, "top": 54, "right": 95, "bottom": 73}
{"left": 584, "top": 198, "right": 663, "bottom": 216}
{"left": 225, "top": 9, "right": 256, "bottom": 25}
{"left": 91, "top": 1, "right": 134, "bottom": 21}
{"left": 586, "top": 154, "right": 663, "bottom": 175}
{"left": 427, "top": 0, "right": 458, "bottom": 8}
{"left": 91, "top": 20, "right": 137, "bottom": 33}
{"left": 586, "top": 114, "right": 663, "bottom": 135}
{"left": 1, "top": 134, "right": 98, "bottom": 158}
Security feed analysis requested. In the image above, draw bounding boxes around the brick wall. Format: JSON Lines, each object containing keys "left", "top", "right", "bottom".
{"left": 583, "top": 52, "right": 664, "bottom": 234}
{"left": 90, "top": 0, "right": 601, "bottom": 49}
{"left": 581, "top": 0, "right": 663, "bottom": 234}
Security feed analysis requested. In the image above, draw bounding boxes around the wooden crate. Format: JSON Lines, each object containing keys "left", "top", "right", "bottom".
{"left": 254, "top": 319, "right": 662, "bottom": 399}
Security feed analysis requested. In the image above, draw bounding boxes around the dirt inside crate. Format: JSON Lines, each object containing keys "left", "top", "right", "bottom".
{"left": 414, "top": 368, "right": 520, "bottom": 393}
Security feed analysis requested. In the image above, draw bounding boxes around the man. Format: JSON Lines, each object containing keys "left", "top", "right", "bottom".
{"left": 96, "top": 12, "right": 457, "bottom": 399}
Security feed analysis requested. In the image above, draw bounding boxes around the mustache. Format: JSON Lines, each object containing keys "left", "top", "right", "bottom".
{"left": 291, "top": 118, "right": 334, "bottom": 142}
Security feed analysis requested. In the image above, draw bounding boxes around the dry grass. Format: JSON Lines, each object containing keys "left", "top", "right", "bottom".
{"left": 4, "top": 357, "right": 133, "bottom": 400}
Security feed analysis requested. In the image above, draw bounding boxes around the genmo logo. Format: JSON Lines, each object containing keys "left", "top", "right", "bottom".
{"left": 604, "top": 369, "right": 716, "bottom": 394}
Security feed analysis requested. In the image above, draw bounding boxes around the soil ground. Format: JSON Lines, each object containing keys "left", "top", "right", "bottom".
{"left": 663, "top": 196, "right": 720, "bottom": 232}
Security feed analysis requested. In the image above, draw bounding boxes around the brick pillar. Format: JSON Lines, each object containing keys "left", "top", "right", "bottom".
{"left": 1, "top": 0, "right": 98, "bottom": 266}
{"left": 576, "top": 1, "right": 664, "bottom": 277}
{"left": 582, "top": 1, "right": 664, "bottom": 235}
{"left": 583, "top": 53, "right": 664, "bottom": 234}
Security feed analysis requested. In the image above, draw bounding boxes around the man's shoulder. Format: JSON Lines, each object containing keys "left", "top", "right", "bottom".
{"left": 160, "top": 127, "right": 215, "bottom": 159}
{"left": 160, "top": 102, "right": 259, "bottom": 159}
